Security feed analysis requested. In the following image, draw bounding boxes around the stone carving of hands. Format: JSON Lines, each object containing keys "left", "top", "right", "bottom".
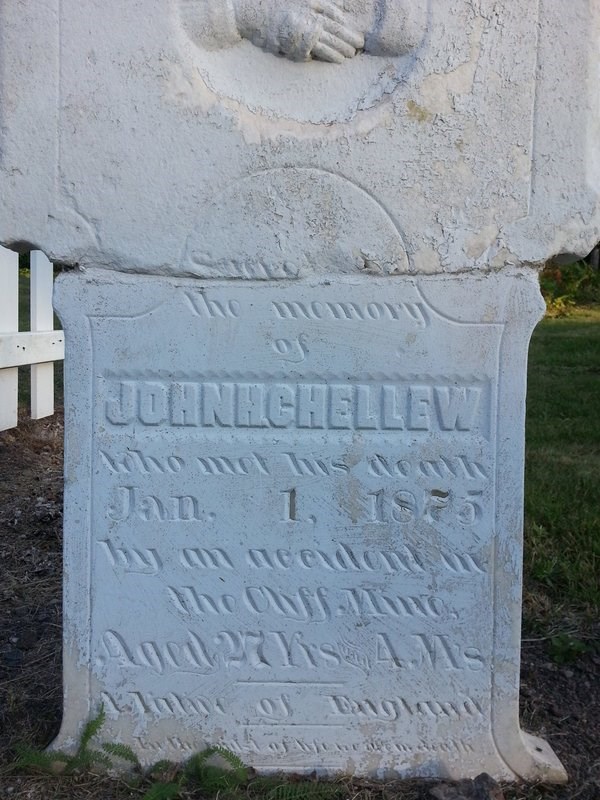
{"left": 180, "top": 0, "right": 427, "bottom": 64}
{"left": 233, "top": 0, "right": 365, "bottom": 63}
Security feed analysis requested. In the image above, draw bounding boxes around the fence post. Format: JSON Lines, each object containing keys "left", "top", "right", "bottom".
{"left": 0, "top": 247, "right": 19, "bottom": 431}
{"left": 30, "top": 250, "right": 56, "bottom": 419}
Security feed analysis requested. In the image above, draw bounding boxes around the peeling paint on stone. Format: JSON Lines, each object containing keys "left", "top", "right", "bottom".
{"left": 0, "top": 1, "right": 598, "bottom": 271}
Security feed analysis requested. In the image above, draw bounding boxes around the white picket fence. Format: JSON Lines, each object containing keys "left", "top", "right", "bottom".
{"left": 0, "top": 246, "right": 65, "bottom": 431}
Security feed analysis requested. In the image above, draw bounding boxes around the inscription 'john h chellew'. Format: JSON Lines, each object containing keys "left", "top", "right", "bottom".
{"left": 105, "top": 380, "right": 483, "bottom": 432}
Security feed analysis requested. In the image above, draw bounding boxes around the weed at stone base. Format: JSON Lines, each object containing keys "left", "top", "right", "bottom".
{"left": 12, "top": 706, "right": 344, "bottom": 800}
{"left": 14, "top": 704, "right": 112, "bottom": 775}
{"left": 142, "top": 745, "right": 249, "bottom": 799}
{"left": 249, "top": 780, "right": 344, "bottom": 800}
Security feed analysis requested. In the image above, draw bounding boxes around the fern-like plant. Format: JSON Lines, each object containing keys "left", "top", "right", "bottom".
{"left": 101, "top": 741, "right": 142, "bottom": 767}
{"left": 247, "top": 774, "right": 344, "bottom": 800}
{"left": 140, "top": 745, "right": 250, "bottom": 800}
{"left": 14, "top": 705, "right": 111, "bottom": 775}
{"left": 13, "top": 744, "right": 74, "bottom": 775}
{"left": 265, "top": 783, "right": 343, "bottom": 800}
{"left": 185, "top": 745, "right": 248, "bottom": 789}
{"left": 13, "top": 707, "right": 340, "bottom": 800}
{"left": 142, "top": 782, "right": 182, "bottom": 800}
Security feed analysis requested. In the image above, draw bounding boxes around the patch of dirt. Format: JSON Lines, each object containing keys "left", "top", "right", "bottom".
{"left": 0, "top": 415, "right": 598, "bottom": 799}
{"left": 0, "top": 415, "right": 63, "bottom": 759}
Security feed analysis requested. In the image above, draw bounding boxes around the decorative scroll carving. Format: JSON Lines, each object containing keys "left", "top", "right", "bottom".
{"left": 180, "top": 0, "right": 427, "bottom": 64}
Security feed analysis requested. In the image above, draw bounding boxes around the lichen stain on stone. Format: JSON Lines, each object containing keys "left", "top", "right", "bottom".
{"left": 406, "top": 99, "right": 432, "bottom": 123}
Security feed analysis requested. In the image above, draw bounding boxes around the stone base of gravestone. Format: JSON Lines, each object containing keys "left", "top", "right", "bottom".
{"left": 52, "top": 268, "right": 566, "bottom": 782}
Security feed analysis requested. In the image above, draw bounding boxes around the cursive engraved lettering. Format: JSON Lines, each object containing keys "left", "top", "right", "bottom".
{"left": 441, "top": 551, "right": 486, "bottom": 575}
{"left": 419, "top": 454, "right": 489, "bottom": 481}
{"left": 104, "top": 691, "right": 226, "bottom": 718}
{"left": 247, "top": 542, "right": 424, "bottom": 574}
{"left": 134, "top": 737, "right": 194, "bottom": 754}
{"left": 168, "top": 586, "right": 237, "bottom": 616}
{"left": 179, "top": 547, "right": 234, "bottom": 570}
{"left": 337, "top": 589, "right": 446, "bottom": 619}
{"left": 197, "top": 452, "right": 269, "bottom": 476}
{"left": 102, "top": 630, "right": 216, "bottom": 675}
{"left": 106, "top": 486, "right": 209, "bottom": 523}
{"left": 271, "top": 299, "right": 428, "bottom": 327}
{"left": 272, "top": 334, "right": 308, "bottom": 363}
{"left": 184, "top": 291, "right": 241, "bottom": 319}
{"left": 283, "top": 452, "right": 348, "bottom": 477}
{"left": 271, "top": 631, "right": 342, "bottom": 668}
{"left": 167, "top": 584, "right": 332, "bottom": 622}
{"left": 368, "top": 453, "right": 489, "bottom": 481}
{"left": 327, "top": 694, "right": 484, "bottom": 721}
{"left": 413, "top": 634, "right": 485, "bottom": 671}
{"left": 100, "top": 449, "right": 185, "bottom": 475}
{"left": 244, "top": 585, "right": 331, "bottom": 622}
{"left": 98, "top": 539, "right": 162, "bottom": 576}
{"left": 256, "top": 694, "right": 292, "bottom": 720}
{"left": 215, "top": 630, "right": 271, "bottom": 669}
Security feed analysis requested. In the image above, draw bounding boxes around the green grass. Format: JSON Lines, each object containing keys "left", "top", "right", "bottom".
{"left": 524, "top": 306, "right": 600, "bottom": 624}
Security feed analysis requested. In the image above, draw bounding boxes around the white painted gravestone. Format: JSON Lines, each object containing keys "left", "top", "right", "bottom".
{"left": 1, "top": 0, "right": 599, "bottom": 783}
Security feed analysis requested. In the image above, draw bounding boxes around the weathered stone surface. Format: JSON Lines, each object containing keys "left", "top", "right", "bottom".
{"left": 53, "top": 268, "right": 565, "bottom": 781}
{"left": 0, "top": 1, "right": 599, "bottom": 273}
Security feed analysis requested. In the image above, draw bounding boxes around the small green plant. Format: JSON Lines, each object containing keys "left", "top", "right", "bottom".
{"left": 144, "top": 746, "right": 249, "bottom": 799}
{"left": 14, "top": 705, "right": 113, "bottom": 774}
{"left": 548, "top": 632, "right": 589, "bottom": 664}
{"left": 260, "top": 782, "right": 343, "bottom": 800}
{"left": 14, "top": 707, "right": 344, "bottom": 800}
{"left": 13, "top": 707, "right": 250, "bottom": 799}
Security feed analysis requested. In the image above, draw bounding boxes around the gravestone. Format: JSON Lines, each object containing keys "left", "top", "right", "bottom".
{"left": 1, "top": 0, "right": 599, "bottom": 783}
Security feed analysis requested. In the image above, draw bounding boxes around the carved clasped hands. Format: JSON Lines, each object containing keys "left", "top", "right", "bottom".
{"left": 233, "top": 0, "right": 364, "bottom": 64}
{"left": 180, "top": 0, "right": 427, "bottom": 64}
